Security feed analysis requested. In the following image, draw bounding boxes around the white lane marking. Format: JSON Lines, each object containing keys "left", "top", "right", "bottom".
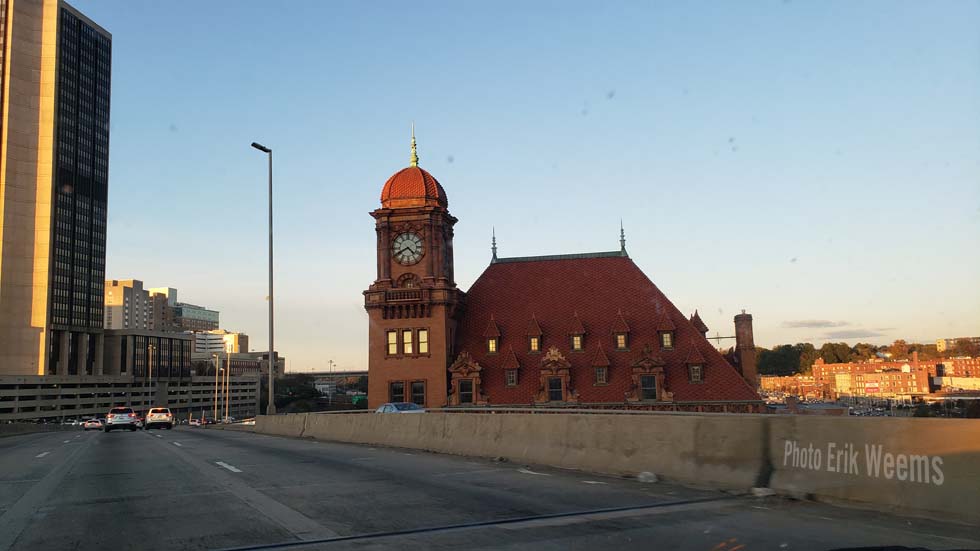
{"left": 74, "top": 435, "right": 81, "bottom": 439}
{"left": 582, "top": 480, "right": 607, "bottom": 485}
{"left": 35, "top": 452, "right": 50, "bottom": 458}
{"left": 401, "top": 453, "right": 415, "bottom": 456}
{"left": 517, "top": 468, "right": 550, "bottom": 476}
{"left": 216, "top": 461, "right": 242, "bottom": 473}
{"left": 154, "top": 434, "right": 162, "bottom": 438}
{"left": 173, "top": 442, "right": 183, "bottom": 447}
{"left": 352, "top": 457, "right": 375, "bottom": 461}
{"left": 63, "top": 440, "right": 70, "bottom": 444}
{"left": 433, "top": 469, "right": 501, "bottom": 477}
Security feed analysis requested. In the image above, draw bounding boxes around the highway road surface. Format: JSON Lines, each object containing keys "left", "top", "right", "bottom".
{"left": 0, "top": 426, "right": 976, "bottom": 551}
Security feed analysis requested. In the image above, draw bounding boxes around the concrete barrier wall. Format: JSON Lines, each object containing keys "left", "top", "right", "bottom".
{"left": 255, "top": 412, "right": 980, "bottom": 523}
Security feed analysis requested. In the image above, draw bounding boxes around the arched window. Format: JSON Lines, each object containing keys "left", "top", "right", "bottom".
{"left": 397, "top": 273, "right": 420, "bottom": 288}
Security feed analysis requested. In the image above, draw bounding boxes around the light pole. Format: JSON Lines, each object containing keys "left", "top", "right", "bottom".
{"left": 147, "top": 344, "right": 155, "bottom": 409}
{"left": 226, "top": 344, "right": 232, "bottom": 421}
{"left": 213, "top": 353, "right": 220, "bottom": 421}
{"left": 251, "top": 141, "right": 276, "bottom": 415}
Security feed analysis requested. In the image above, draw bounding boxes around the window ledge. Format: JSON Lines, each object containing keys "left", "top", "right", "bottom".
{"left": 615, "top": 348, "right": 630, "bottom": 352}
{"left": 593, "top": 383, "right": 609, "bottom": 387}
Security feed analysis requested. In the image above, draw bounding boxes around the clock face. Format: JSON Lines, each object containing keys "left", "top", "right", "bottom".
{"left": 392, "top": 232, "right": 424, "bottom": 265}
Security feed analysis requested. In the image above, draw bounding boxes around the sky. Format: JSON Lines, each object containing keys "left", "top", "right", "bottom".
{"left": 72, "top": 0, "right": 980, "bottom": 372}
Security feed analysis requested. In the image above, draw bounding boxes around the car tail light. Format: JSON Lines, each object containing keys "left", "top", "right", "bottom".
{"left": 107, "top": 414, "right": 114, "bottom": 420}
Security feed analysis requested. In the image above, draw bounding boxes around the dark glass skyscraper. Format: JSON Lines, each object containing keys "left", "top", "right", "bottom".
{"left": 48, "top": 4, "right": 111, "bottom": 374}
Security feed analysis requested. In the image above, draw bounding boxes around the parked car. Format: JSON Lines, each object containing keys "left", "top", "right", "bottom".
{"left": 375, "top": 402, "right": 426, "bottom": 414}
{"left": 188, "top": 419, "right": 202, "bottom": 427}
{"left": 240, "top": 418, "right": 256, "bottom": 426}
{"left": 144, "top": 407, "right": 174, "bottom": 430}
{"left": 83, "top": 419, "right": 102, "bottom": 431}
{"left": 104, "top": 406, "right": 139, "bottom": 432}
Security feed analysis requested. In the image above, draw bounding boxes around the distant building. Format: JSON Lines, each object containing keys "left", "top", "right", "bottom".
{"left": 148, "top": 287, "right": 177, "bottom": 306}
{"left": 148, "top": 291, "right": 175, "bottom": 332}
{"left": 759, "top": 375, "right": 819, "bottom": 398}
{"left": 810, "top": 354, "right": 980, "bottom": 400}
{"left": 105, "top": 280, "right": 151, "bottom": 330}
{"left": 936, "top": 337, "right": 980, "bottom": 353}
{"left": 173, "top": 302, "right": 219, "bottom": 331}
{"left": 190, "top": 330, "right": 249, "bottom": 354}
{"left": 191, "top": 351, "right": 284, "bottom": 377}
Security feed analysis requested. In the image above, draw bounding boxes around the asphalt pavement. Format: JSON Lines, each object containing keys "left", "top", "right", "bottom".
{"left": 0, "top": 426, "right": 976, "bottom": 551}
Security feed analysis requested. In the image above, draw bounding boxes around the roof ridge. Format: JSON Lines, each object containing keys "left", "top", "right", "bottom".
{"left": 494, "top": 250, "right": 629, "bottom": 264}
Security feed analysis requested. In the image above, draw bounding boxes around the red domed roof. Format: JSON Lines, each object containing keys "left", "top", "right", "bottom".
{"left": 380, "top": 166, "right": 448, "bottom": 209}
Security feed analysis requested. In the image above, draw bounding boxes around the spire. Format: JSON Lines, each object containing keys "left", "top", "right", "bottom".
{"left": 410, "top": 122, "right": 419, "bottom": 167}
{"left": 491, "top": 227, "right": 498, "bottom": 262}
{"left": 619, "top": 219, "right": 626, "bottom": 254}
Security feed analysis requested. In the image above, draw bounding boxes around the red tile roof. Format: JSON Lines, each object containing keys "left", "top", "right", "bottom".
{"left": 380, "top": 166, "right": 448, "bottom": 208}
{"left": 569, "top": 312, "right": 586, "bottom": 335}
{"left": 456, "top": 255, "right": 760, "bottom": 403}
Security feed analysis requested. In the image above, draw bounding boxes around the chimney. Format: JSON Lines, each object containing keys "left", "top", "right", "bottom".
{"left": 734, "top": 310, "right": 758, "bottom": 389}
{"left": 912, "top": 350, "right": 919, "bottom": 368}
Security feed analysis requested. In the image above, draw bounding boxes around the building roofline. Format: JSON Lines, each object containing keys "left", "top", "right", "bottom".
{"left": 59, "top": 1, "right": 112, "bottom": 38}
{"left": 492, "top": 250, "right": 629, "bottom": 264}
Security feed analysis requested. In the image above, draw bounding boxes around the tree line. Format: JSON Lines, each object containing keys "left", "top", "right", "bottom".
{"left": 755, "top": 338, "right": 980, "bottom": 377}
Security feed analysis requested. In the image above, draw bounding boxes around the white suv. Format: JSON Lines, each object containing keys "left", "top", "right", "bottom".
{"left": 144, "top": 407, "right": 174, "bottom": 430}
{"left": 104, "top": 407, "right": 139, "bottom": 432}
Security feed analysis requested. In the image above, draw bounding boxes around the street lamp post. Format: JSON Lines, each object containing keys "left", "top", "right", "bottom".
{"left": 213, "top": 353, "right": 220, "bottom": 421}
{"left": 251, "top": 141, "right": 276, "bottom": 415}
{"left": 226, "top": 344, "right": 232, "bottom": 421}
{"left": 147, "top": 344, "right": 155, "bottom": 409}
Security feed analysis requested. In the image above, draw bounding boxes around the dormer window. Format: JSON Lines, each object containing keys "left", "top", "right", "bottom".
{"left": 615, "top": 333, "right": 628, "bottom": 350}
{"left": 689, "top": 364, "right": 703, "bottom": 383}
{"left": 529, "top": 336, "right": 540, "bottom": 353}
{"left": 484, "top": 315, "right": 501, "bottom": 355}
{"left": 660, "top": 331, "right": 674, "bottom": 350}
{"left": 612, "top": 310, "right": 630, "bottom": 351}
{"left": 569, "top": 312, "right": 586, "bottom": 352}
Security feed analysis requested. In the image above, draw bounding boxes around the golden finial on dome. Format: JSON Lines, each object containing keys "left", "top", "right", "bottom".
{"left": 410, "top": 122, "right": 419, "bottom": 167}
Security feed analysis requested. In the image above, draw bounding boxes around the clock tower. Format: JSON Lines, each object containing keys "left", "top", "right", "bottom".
{"left": 363, "top": 131, "right": 464, "bottom": 409}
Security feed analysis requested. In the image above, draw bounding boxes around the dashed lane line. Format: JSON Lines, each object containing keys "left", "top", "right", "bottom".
{"left": 517, "top": 468, "right": 550, "bottom": 476}
{"left": 173, "top": 442, "right": 183, "bottom": 447}
{"left": 216, "top": 461, "right": 242, "bottom": 473}
{"left": 34, "top": 452, "right": 50, "bottom": 459}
